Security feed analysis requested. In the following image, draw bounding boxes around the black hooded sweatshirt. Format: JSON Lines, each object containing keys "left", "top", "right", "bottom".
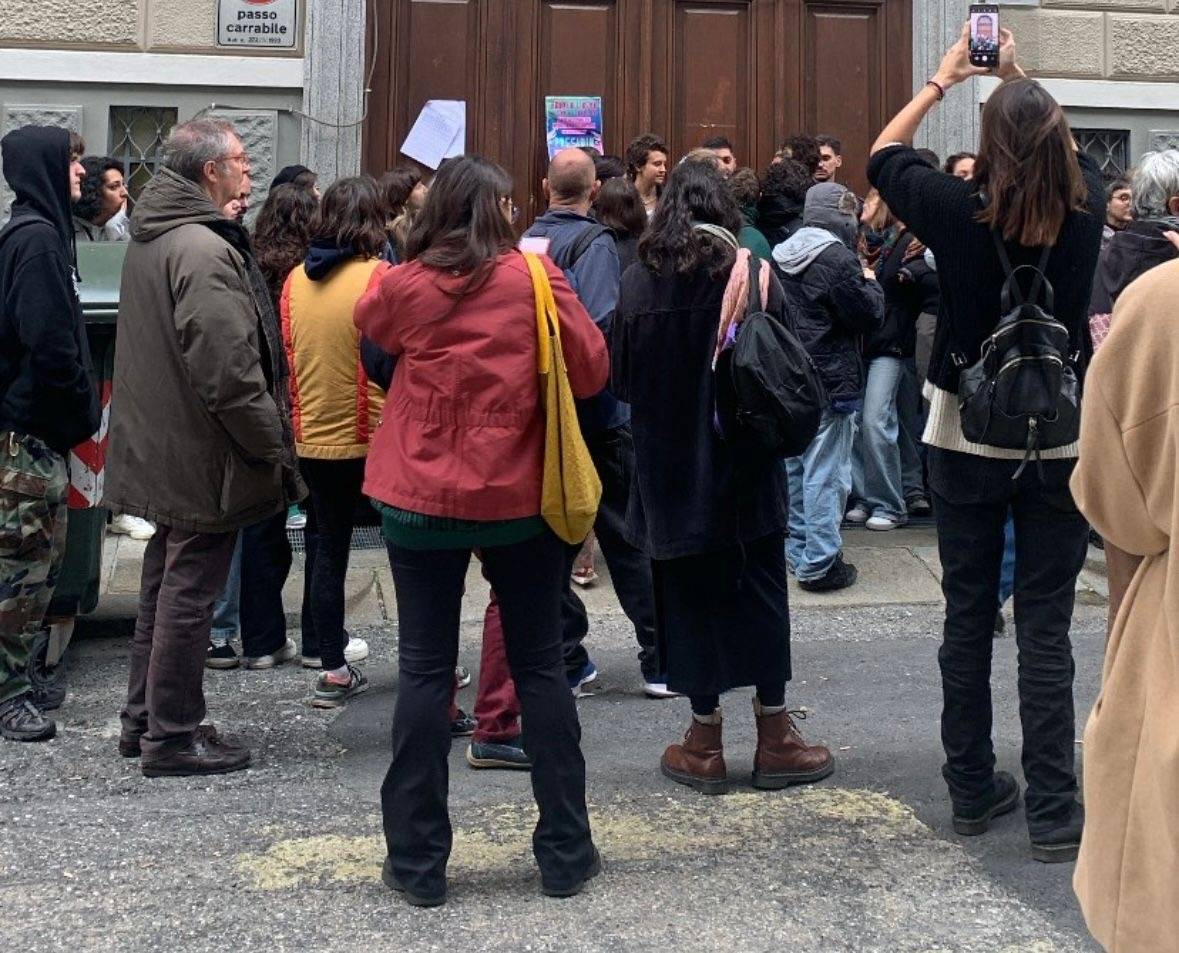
{"left": 0, "top": 126, "right": 100, "bottom": 453}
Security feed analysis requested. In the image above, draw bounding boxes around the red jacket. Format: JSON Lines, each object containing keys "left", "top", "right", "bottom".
{"left": 354, "top": 251, "right": 608, "bottom": 521}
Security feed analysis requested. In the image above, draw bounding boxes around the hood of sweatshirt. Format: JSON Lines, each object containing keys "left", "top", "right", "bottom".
{"left": 772, "top": 226, "right": 841, "bottom": 275}
{"left": 1, "top": 125, "right": 74, "bottom": 251}
{"left": 756, "top": 192, "right": 804, "bottom": 234}
{"left": 304, "top": 240, "right": 357, "bottom": 281}
{"left": 1100, "top": 218, "right": 1179, "bottom": 302}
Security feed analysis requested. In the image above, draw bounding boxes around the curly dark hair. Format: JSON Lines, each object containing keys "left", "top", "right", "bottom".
{"left": 727, "top": 167, "right": 760, "bottom": 208}
{"left": 74, "top": 156, "right": 123, "bottom": 224}
{"left": 639, "top": 159, "right": 741, "bottom": 278}
{"left": 778, "top": 134, "right": 820, "bottom": 175}
{"left": 759, "top": 158, "right": 812, "bottom": 205}
{"left": 251, "top": 184, "right": 318, "bottom": 302}
{"left": 625, "top": 133, "right": 670, "bottom": 180}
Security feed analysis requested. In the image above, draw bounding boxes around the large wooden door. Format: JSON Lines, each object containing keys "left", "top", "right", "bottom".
{"left": 363, "top": 0, "right": 910, "bottom": 213}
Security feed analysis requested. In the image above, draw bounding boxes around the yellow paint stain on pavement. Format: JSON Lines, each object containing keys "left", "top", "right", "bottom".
{"left": 237, "top": 787, "right": 921, "bottom": 891}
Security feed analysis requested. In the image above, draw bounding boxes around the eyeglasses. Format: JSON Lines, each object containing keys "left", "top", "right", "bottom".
{"left": 216, "top": 153, "right": 252, "bottom": 171}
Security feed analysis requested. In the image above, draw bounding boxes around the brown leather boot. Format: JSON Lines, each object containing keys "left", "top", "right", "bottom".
{"left": 752, "top": 700, "right": 835, "bottom": 789}
{"left": 660, "top": 710, "right": 729, "bottom": 795}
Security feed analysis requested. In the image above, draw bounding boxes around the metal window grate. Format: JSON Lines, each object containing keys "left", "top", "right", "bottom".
{"left": 287, "top": 526, "right": 386, "bottom": 555}
{"left": 1073, "top": 128, "right": 1130, "bottom": 179}
{"left": 108, "top": 106, "right": 178, "bottom": 200}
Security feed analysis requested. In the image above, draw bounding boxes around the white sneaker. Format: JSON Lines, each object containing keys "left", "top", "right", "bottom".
{"left": 845, "top": 505, "right": 870, "bottom": 524}
{"left": 110, "top": 514, "right": 156, "bottom": 540}
{"left": 301, "top": 637, "right": 369, "bottom": 668}
{"left": 244, "top": 638, "right": 299, "bottom": 670}
{"left": 866, "top": 514, "right": 905, "bottom": 532}
{"left": 285, "top": 511, "right": 307, "bottom": 530}
{"left": 643, "top": 681, "right": 682, "bottom": 699}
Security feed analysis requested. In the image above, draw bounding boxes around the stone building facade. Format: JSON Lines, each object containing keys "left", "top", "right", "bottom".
{"left": 2, "top": 0, "right": 1177, "bottom": 211}
{"left": 0, "top": 0, "right": 359, "bottom": 217}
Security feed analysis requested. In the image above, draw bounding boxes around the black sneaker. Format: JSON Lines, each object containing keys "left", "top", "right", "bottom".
{"left": 541, "top": 848, "right": 603, "bottom": 898}
{"left": 310, "top": 665, "right": 369, "bottom": 709}
{"left": 467, "top": 735, "right": 532, "bottom": 770}
{"left": 450, "top": 709, "right": 477, "bottom": 737}
{"left": 1030, "top": 802, "right": 1084, "bottom": 864}
{"left": 798, "top": 555, "right": 858, "bottom": 593}
{"left": 206, "top": 642, "right": 240, "bottom": 670}
{"left": 0, "top": 695, "right": 56, "bottom": 742}
{"left": 907, "top": 495, "right": 933, "bottom": 517}
{"left": 952, "top": 770, "right": 1021, "bottom": 835}
{"left": 381, "top": 856, "right": 446, "bottom": 907}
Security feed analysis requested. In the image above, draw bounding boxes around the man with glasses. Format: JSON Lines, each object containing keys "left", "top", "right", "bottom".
{"left": 105, "top": 119, "right": 303, "bottom": 778}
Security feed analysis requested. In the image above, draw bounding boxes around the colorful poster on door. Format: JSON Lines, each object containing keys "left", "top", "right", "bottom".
{"left": 545, "top": 97, "right": 604, "bottom": 158}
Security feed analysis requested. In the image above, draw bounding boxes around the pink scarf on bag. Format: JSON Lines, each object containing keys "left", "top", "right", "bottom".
{"left": 713, "top": 248, "right": 770, "bottom": 369}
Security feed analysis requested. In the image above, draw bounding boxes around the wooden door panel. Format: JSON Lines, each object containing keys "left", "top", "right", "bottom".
{"left": 671, "top": 2, "right": 752, "bottom": 164}
{"left": 804, "top": 1, "right": 885, "bottom": 195}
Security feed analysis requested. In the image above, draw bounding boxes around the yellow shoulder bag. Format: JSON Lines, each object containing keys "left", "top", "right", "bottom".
{"left": 523, "top": 252, "right": 601, "bottom": 545}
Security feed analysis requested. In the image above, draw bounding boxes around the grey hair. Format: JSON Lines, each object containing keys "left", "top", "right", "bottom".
{"left": 1131, "top": 149, "right": 1179, "bottom": 219}
{"left": 164, "top": 119, "right": 239, "bottom": 183}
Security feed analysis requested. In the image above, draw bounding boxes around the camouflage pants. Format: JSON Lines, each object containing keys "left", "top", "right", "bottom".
{"left": 0, "top": 434, "right": 68, "bottom": 704}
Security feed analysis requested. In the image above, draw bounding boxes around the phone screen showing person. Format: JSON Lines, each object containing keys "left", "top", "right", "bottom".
{"left": 969, "top": 5, "right": 1000, "bottom": 68}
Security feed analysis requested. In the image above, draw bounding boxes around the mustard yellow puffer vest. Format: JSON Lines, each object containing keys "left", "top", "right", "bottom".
{"left": 281, "top": 258, "right": 389, "bottom": 459}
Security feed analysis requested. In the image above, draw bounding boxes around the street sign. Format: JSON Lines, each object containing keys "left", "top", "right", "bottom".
{"left": 217, "top": 0, "right": 298, "bottom": 50}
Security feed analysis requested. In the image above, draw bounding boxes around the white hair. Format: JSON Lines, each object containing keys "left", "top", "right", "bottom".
{"left": 163, "top": 119, "right": 239, "bottom": 184}
{"left": 1131, "top": 149, "right": 1179, "bottom": 218}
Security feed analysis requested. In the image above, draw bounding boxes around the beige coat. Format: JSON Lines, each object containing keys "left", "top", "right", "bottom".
{"left": 1070, "top": 258, "right": 1179, "bottom": 952}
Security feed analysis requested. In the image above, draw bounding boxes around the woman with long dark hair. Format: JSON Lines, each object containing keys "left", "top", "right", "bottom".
{"left": 252, "top": 184, "right": 318, "bottom": 303}
{"left": 355, "top": 155, "right": 606, "bottom": 905}
{"left": 611, "top": 158, "right": 835, "bottom": 795}
{"left": 592, "top": 176, "right": 647, "bottom": 273}
{"left": 869, "top": 27, "right": 1103, "bottom": 861}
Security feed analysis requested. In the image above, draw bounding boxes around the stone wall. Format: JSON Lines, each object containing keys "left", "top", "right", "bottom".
{"left": 0, "top": 0, "right": 302, "bottom": 54}
{"left": 1003, "top": 2, "right": 1179, "bottom": 80}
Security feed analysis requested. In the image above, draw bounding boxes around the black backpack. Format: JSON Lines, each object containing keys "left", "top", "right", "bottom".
{"left": 956, "top": 230, "right": 1080, "bottom": 477}
{"left": 715, "top": 257, "right": 826, "bottom": 459}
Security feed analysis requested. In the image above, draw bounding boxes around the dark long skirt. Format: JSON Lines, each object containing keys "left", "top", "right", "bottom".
{"left": 652, "top": 532, "right": 791, "bottom": 696}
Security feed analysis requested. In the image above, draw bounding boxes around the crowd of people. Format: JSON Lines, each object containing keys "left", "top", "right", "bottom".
{"left": 0, "top": 21, "right": 1174, "bottom": 948}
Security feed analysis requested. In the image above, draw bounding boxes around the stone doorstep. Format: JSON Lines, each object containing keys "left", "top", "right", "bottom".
{"left": 90, "top": 525, "right": 1108, "bottom": 629}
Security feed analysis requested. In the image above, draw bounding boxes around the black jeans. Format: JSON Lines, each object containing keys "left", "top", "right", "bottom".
{"left": 381, "top": 530, "right": 594, "bottom": 897}
{"left": 562, "top": 425, "right": 660, "bottom": 680}
{"left": 299, "top": 458, "right": 366, "bottom": 672}
{"left": 929, "top": 447, "right": 1087, "bottom": 833}
{"left": 239, "top": 510, "right": 292, "bottom": 658}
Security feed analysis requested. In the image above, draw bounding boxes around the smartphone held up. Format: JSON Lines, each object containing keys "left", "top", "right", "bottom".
{"left": 969, "top": 4, "right": 1000, "bottom": 68}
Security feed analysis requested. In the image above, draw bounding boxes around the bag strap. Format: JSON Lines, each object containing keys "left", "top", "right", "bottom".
{"left": 746, "top": 255, "right": 762, "bottom": 315}
{"left": 990, "top": 229, "right": 1054, "bottom": 313}
{"left": 523, "top": 252, "right": 559, "bottom": 375}
{"left": 554, "top": 223, "right": 612, "bottom": 272}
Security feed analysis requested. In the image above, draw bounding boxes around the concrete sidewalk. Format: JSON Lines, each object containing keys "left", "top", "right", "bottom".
{"left": 91, "top": 523, "right": 1109, "bottom": 630}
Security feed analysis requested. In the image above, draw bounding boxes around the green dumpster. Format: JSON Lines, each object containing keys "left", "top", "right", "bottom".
{"left": 47, "top": 242, "right": 125, "bottom": 622}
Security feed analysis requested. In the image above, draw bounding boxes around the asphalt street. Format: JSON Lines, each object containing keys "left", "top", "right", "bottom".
{"left": 0, "top": 599, "right": 1106, "bottom": 952}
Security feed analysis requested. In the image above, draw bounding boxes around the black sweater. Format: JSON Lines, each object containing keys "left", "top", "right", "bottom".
{"left": 868, "top": 145, "right": 1104, "bottom": 394}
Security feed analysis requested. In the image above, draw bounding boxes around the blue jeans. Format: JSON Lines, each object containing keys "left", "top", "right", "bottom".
{"left": 210, "top": 535, "right": 242, "bottom": 643}
{"left": 786, "top": 409, "right": 856, "bottom": 581}
{"left": 852, "top": 356, "right": 924, "bottom": 520}
{"left": 999, "top": 513, "right": 1016, "bottom": 606}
